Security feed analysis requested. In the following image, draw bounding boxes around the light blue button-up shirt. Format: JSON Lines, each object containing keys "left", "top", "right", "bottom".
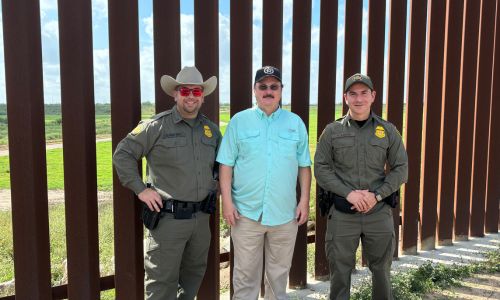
{"left": 216, "top": 107, "right": 311, "bottom": 226}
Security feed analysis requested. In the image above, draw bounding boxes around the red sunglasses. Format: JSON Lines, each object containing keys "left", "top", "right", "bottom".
{"left": 178, "top": 87, "right": 203, "bottom": 97}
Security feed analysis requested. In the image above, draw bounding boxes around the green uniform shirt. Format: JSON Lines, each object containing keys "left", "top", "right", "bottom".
{"left": 113, "top": 105, "right": 222, "bottom": 202}
{"left": 314, "top": 112, "right": 408, "bottom": 199}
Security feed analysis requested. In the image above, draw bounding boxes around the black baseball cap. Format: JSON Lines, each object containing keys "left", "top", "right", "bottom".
{"left": 254, "top": 66, "right": 282, "bottom": 83}
{"left": 344, "top": 73, "right": 374, "bottom": 92}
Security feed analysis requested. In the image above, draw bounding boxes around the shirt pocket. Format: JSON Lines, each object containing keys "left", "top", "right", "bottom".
{"left": 201, "top": 135, "right": 217, "bottom": 169}
{"left": 237, "top": 130, "right": 260, "bottom": 157}
{"left": 331, "top": 134, "right": 355, "bottom": 168}
{"left": 367, "top": 136, "right": 388, "bottom": 170}
{"left": 155, "top": 136, "right": 187, "bottom": 161}
{"left": 278, "top": 131, "right": 299, "bottom": 157}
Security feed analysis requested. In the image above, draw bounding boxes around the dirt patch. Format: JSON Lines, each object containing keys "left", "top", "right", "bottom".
{"left": 0, "top": 189, "right": 113, "bottom": 210}
{"left": 424, "top": 273, "right": 500, "bottom": 299}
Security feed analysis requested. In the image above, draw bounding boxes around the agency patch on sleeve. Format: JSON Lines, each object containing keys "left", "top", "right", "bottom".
{"left": 375, "top": 125, "right": 386, "bottom": 139}
{"left": 204, "top": 125, "right": 213, "bottom": 138}
{"left": 131, "top": 123, "right": 146, "bottom": 136}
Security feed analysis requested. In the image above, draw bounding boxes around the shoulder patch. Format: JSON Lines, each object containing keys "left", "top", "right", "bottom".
{"left": 131, "top": 122, "right": 147, "bottom": 136}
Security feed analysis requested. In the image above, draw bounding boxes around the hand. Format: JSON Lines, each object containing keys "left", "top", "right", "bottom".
{"left": 358, "top": 190, "right": 377, "bottom": 213}
{"left": 296, "top": 198, "right": 309, "bottom": 226}
{"left": 222, "top": 197, "right": 240, "bottom": 226}
{"left": 346, "top": 190, "right": 370, "bottom": 212}
{"left": 138, "top": 188, "right": 163, "bottom": 212}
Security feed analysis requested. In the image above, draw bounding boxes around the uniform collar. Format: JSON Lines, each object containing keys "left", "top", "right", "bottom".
{"left": 254, "top": 106, "right": 282, "bottom": 120}
{"left": 171, "top": 105, "right": 203, "bottom": 125}
{"left": 344, "top": 111, "right": 375, "bottom": 127}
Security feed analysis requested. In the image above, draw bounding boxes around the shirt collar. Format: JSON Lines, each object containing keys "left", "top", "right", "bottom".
{"left": 344, "top": 111, "right": 374, "bottom": 127}
{"left": 254, "top": 105, "right": 282, "bottom": 120}
{"left": 171, "top": 105, "right": 203, "bottom": 125}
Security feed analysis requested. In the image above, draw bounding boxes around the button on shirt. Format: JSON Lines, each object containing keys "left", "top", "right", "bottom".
{"left": 113, "top": 105, "right": 221, "bottom": 202}
{"left": 314, "top": 112, "right": 408, "bottom": 200}
{"left": 216, "top": 107, "right": 311, "bottom": 226}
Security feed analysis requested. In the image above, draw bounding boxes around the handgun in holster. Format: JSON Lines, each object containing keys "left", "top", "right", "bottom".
{"left": 318, "top": 185, "right": 334, "bottom": 217}
{"left": 141, "top": 183, "right": 174, "bottom": 230}
{"left": 200, "top": 190, "right": 217, "bottom": 214}
{"left": 142, "top": 197, "right": 177, "bottom": 230}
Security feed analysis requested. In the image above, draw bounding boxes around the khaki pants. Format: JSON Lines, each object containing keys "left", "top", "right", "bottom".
{"left": 231, "top": 216, "right": 298, "bottom": 300}
{"left": 326, "top": 204, "right": 395, "bottom": 300}
{"left": 144, "top": 211, "right": 211, "bottom": 300}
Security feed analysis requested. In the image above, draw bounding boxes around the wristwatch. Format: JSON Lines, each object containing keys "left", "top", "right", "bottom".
{"left": 375, "top": 193, "right": 383, "bottom": 202}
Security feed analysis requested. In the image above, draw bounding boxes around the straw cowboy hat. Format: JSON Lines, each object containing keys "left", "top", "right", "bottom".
{"left": 160, "top": 66, "right": 217, "bottom": 97}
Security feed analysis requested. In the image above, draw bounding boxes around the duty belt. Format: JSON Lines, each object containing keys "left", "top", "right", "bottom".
{"left": 160, "top": 199, "right": 203, "bottom": 214}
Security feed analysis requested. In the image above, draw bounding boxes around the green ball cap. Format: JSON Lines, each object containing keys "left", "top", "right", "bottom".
{"left": 344, "top": 73, "right": 374, "bottom": 92}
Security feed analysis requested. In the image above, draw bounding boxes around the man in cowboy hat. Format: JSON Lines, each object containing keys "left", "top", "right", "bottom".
{"left": 217, "top": 66, "right": 311, "bottom": 299}
{"left": 113, "top": 66, "right": 221, "bottom": 299}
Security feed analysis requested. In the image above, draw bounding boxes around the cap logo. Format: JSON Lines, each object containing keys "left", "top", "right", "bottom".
{"left": 263, "top": 67, "right": 274, "bottom": 74}
{"left": 353, "top": 74, "right": 362, "bottom": 81}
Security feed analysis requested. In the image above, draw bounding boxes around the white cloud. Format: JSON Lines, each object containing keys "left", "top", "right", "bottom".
{"left": 92, "top": 0, "right": 108, "bottom": 20}
{"left": 40, "top": 0, "right": 57, "bottom": 16}
{"left": 143, "top": 15, "right": 154, "bottom": 40}
{"left": 93, "top": 49, "right": 110, "bottom": 103}
{"left": 219, "top": 13, "right": 230, "bottom": 104}
{"left": 180, "top": 14, "right": 195, "bottom": 67}
{"left": 140, "top": 44, "right": 155, "bottom": 103}
{"left": 253, "top": 0, "right": 263, "bottom": 23}
{"left": 283, "top": 0, "right": 294, "bottom": 26}
{"left": 42, "top": 62, "right": 61, "bottom": 104}
{"left": 42, "top": 20, "right": 59, "bottom": 40}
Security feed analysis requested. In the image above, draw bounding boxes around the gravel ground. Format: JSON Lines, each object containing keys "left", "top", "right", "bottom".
{"left": 1, "top": 187, "right": 497, "bottom": 299}
{"left": 220, "top": 233, "right": 499, "bottom": 299}
{"left": 0, "top": 189, "right": 113, "bottom": 210}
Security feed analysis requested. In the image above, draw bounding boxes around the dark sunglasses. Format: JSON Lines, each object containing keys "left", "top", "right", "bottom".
{"left": 257, "top": 84, "right": 281, "bottom": 91}
{"left": 178, "top": 87, "right": 203, "bottom": 97}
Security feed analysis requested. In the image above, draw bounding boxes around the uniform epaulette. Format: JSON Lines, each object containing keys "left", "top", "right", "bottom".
{"left": 130, "top": 110, "right": 171, "bottom": 135}
{"left": 372, "top": 113, "right": 389, "bottom": 124}
{"left": 151, "top": 109, "right": 172, "bottom": 121}
{"left": 199, "top": 113, "right": 217, "bottom": 126}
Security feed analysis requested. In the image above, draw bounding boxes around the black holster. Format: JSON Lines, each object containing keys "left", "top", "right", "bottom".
{"left": 318, "top": 186, "right": 334, "bottom": 217}
{"left": 200, "top": 190, "right": 217, "bottom": 214}
{"left": 142, "top": 199, "right": 167, "bottom": 230}
{"left": 383, "top": 190, "right": 400, "bottom": 208}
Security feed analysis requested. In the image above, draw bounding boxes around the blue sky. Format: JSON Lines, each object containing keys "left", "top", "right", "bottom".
{"left": 0, "top": 0, "right": 380, "bottom": 105}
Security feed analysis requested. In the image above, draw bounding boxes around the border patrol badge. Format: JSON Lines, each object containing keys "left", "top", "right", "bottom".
{"left": 375, "top": 125, "right": 385, "bottom": 138}
{"left": 131, "top": 123, "right": 146, "bottom": 136}
{"left": 204, "top": 125, "right": 213, "bottom": 138}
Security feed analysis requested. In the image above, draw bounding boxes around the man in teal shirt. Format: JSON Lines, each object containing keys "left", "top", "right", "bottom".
{"left": 217, "top": 66, "right": 311, "bottom": 299}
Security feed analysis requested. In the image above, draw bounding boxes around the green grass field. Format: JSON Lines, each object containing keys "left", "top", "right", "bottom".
{"left": 0, "top": 202, "right": 115, "bottom": 297}
{"left": 0, "top": 103, "right": 386, "bottom": 295}
{"left": 0, "top": 104, "right": 348, "bottom": 191}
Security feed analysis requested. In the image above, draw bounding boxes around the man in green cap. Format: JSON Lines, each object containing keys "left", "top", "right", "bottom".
{"left": 314, "top": 73, "right": 408, "bottom": 299}
{"left": 113, "top": 66, "right": 221, "bottom": 300}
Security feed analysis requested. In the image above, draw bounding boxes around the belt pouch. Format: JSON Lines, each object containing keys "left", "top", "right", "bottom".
{"left": 174, "top": 203, "right": 193, "bottom": 219}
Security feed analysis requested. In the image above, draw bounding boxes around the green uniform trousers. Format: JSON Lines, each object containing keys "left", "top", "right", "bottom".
{"left": 325, "top": 204, "right": 395, "bottom": 300}
{"left": 144, "top": 211, "right": 211, "bottom": 300}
